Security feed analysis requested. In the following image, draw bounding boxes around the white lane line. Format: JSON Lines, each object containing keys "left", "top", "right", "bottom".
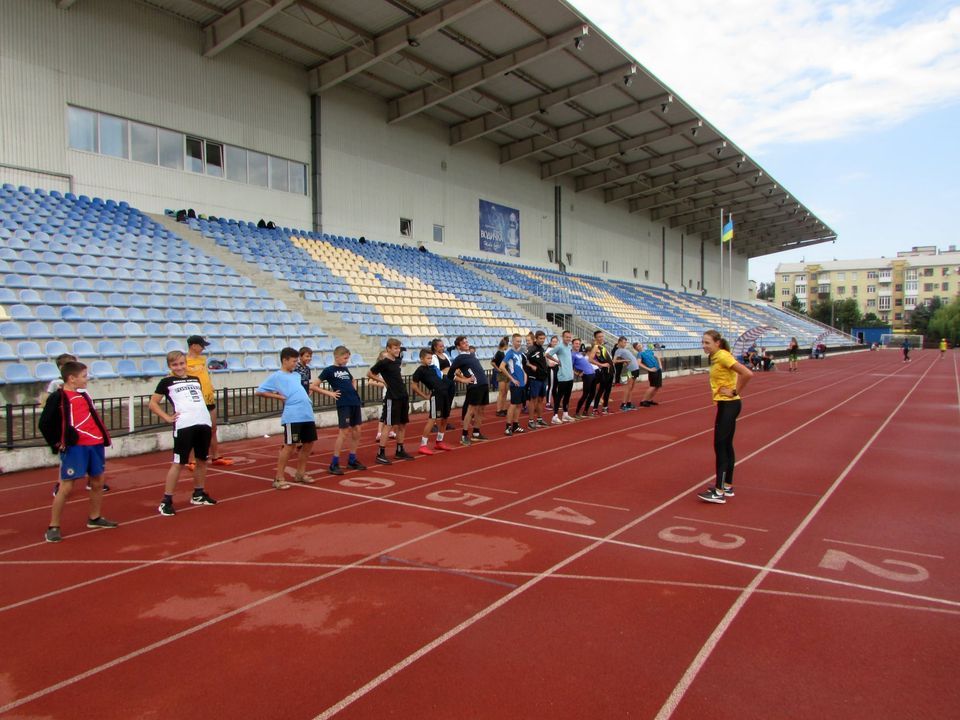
{"left": 372, "top": 470, "right": 424, "bottom": 481}
{"left": 672, "top": 516, "right": 769, "bottom": 532}
{"left": 822, "top": 538, "right": 944, "bottom": 560}
{"left": 456, "top": 483, "right": 519, "bottom": 495}
{"left": 653, "top": 356, "right": 939, "bottom": 720}
{"left": 552, "top": 498, "right": 631, "bottom": 511}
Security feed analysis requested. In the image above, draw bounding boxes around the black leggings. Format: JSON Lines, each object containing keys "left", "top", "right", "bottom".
{"left": 575, "top": 375, "right": 598, "bottom": 415}
{"left": 714, "top": 399, "right": 741, "bottom": 488}
{"left": 594, "top": 369, "right": 613, "bottom": 409}
{"left": 553, "top": 380, "right": 573, "bottom": 413}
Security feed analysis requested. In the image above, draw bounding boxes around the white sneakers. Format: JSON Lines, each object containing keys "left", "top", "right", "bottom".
{"left": 562, "top": 413, "right": 574, "bottom": 423}
{"left": 551, "top": 415, "right": 562, "bottom": 425}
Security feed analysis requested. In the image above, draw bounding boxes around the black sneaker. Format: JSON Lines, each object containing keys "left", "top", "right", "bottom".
{"left": 329, "top": 464, "right": 345, "bottom": 475}
{"left": 512, "top": 424, "right": 525, "bottom": 434}
{"left": 504, "top": 427, "right": 513, "bottom": 436}
{"left": 375, "top": 454, "right": 392, "bottom": 465}
{"left": 698, "top": 488, "right": 726, "bottom": 504}
{"left": 639, "top": 401, "right": 653, "bottom": 407}
{"left": 723, "top": 484, "right": 735, "bottom": 497}
{"left": 471, "top": 432, "right": 489, "bottom": 441}
{"left": 395, "top": 449, "right": 416, "bottom": 461}
{"left": 536, "top": 419, "right": 548, "bottom": 428}
{"left": 460, "top": 435, "right": 472, "bottom": 446}
{"left": 190, "top": 492, "right": 217, "bottom": 505}
{"left": 347, "top": 460, "right": 367, "bottom": 470}
{"left": 87, "top": 483, "right": 110, "bottom": 492}
{"left": 86, "top": 516, "right": 119, "bottom": 529}
{"left": 44, "top": 526, "right": 62, "bottom": 543}
{"left": 158, "top": 501, "right": 176, "bottom": 516}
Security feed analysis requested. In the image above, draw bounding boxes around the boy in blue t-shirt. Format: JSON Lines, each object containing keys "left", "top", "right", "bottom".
{"left": 637, "top": 343, "right": 663, "bottom": 407}
{"left": 317, "top": 346, "right": 367, "bottom": 476}
{"left": 256, "top": 347, "right": 318, "bottom": 489}
{"left": 500, "top": 333, "right": 528, "bottom": 436}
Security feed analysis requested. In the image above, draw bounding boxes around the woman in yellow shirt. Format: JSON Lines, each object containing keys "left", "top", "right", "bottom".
{"left": 699, "top": 330, "right": 753, "bottom": 504}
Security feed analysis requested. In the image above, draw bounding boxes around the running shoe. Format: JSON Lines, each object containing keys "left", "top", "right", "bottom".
{"left": 293, "top": 474, "right": 316, "bottom": 484}
{"left": 697, "top": 488, "right": 726, "bottom": 504}
{"left": 562, "top": 413, "right": 574, "bottom": 422}
{"left": 536, "top": 419, "right": 548, "bottom": 427}
{"left": 460, "top": 436, "right": 472, "bottom": 446}
{"left": 158, "top": 501, "right": 176, "bottom": 516}
{"left": 211, "top": 457, "right": 234, "bottom": 466}
{"left": 44, "top": 526, "right": 62, "bottom": 543}
{"left": 375, "top": 454, "right": 392, "bottom": 465}
{"left": 85, "top": 482, "right": 111, "bottom": 492}
{"left": 347, "top": 460, "right": 367, "bottom": 470}
{"left": 601, "top": 407, "right": 610, "bottom": 415}
{"left": 433, "top": 442, "right": 452, "bottom": 452}
{"left": 395, "top": 450, "right": 416, "bottom": 461}
{"left": 190, "top": 491, "right": 218, "bottom": 505}
{"left": 511, "top": 424, "right": 525, "bottom": 434}
{"left": 504, "top": 427, "right": 513, "bottom": 436}
{"left": 528, "top": 420, "right": 537, "bottom": 430}
{"left": 417, "top": 446, "right": 435, "bottom": 456}
{"left": 550, "top": 416, "right": 562, "bottom": 425}
{"left": 328, "top": 464, "right": 345, "bottom": 476}
{"left": 86, "top": 517, "right": 119, "bottom": 529}
{"left": 722, "top": 484, "right": 735, "bottom": 497}
{"left": 471, "top": 432, "right": 489, "bottom": 441}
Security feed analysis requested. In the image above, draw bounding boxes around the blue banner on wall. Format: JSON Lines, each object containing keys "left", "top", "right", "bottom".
{"left": 479, "top": 199, "right": 520, "bottom": 257}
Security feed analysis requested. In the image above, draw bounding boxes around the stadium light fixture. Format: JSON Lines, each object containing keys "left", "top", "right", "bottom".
{"left": 623, "top": 74, "right": 633, "bottom": 87}
{"left": 660, "top": 102, "right": 669, "bottom": 113}
{"left": 574, "top": 36, "right": 585, "bottom": 51}
{"left": 407, "top": 37, "right": 420, "bottom": 48}
{"left": 714, "top": 141, "right": 726, "bottom": 156}
{"left": 690, "top": 120, "right": 702, "bottom": 137}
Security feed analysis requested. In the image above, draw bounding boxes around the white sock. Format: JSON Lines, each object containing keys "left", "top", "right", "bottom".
{"left": 421, "top": 437, "right": 428, "bottom": 446}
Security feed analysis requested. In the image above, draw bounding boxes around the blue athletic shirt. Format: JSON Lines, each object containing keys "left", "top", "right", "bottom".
{"left": 572, "top": 352, "right": 596, "bottom": 375}
{"left": 319, "top": 365, "right": 361, "bottom": 407}
{"left": 547, "top": 342, "right": 573, "bottom": 381}
{"left": 257, "top": 370, "right": 315, "bottom": 424}
{"left": 639, "top": 349, "right": 661, "bottom": 371}
{"left": 503, "top": 348, "right": 527, "bottom": 386}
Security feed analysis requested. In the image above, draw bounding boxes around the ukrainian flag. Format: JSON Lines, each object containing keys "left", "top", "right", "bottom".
{"left": 722, "top": 216, "right": 734, "bottom": 243}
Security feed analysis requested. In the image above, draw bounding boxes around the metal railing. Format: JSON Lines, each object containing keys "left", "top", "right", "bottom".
{"left": 2, "top": 375, "right": 469, "bottom": 450}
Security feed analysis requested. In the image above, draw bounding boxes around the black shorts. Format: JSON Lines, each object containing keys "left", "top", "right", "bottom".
{"left": 380, "top": 397, "right": 409, "bottom": 426}
{"left": 173, "top": 424, "right": 212, "bottom": 464}
{"left": 337, "top": 405, "right": 363, "bottom": 429}
{"left": 465, "top": 384, "right": 490, "bottom": 406}
{"left": 282, "top": 421, "right": 317, "bottom": 445}
{"left": 630, "top": 369, "right": 641, "bottom": 379}
{"left": 509, "top": 385, "right": 525, "bottom": 405}
{"left": 428, "top": 392, "right": 451, "bottom": 419}
{"left": 648, "top": 370, "right": 663, "bottom": 388}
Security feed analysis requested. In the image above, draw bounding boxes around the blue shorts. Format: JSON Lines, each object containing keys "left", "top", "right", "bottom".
{"left": 528, "top": 379, "right": 547, "bottom": 398}
{"left": 509, "top": 385, "right": 526, "bottom": 405}
{"left": 337, "top": 405, "right": 363, "bottom": 429}
{"left": 60, "top": 444, "right": 106, "bottom": 481}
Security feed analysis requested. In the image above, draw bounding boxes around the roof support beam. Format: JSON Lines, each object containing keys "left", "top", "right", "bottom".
{"left": 389, "top": 24, "right": 588, "bottom": 123}
{"left": 628, "top": 173, "right": 750, "bottom": 214}
{"left": 676, "top": 202, "right": 789, "bottom": 231}
{"left": 575, "top": 140, "right": 728, "bottom": 192}
{"left": 448, "top": 60, "right": 634, "bottom": 145}
{"left": 501, "top": 94, "right": 672, "bottom": 164}
{"left": 604, "top": 155, "right": 746, "bottom": 203}
{"left": 309, "top": 0, "right": 490, "bottom": 93}
{"left": 648, "top": 183, "right": 777, "bottom": 221}
{"left": 746, "top": 236, "right": 836, "bottom": 258}
{"left": 55, "top": 0, "right": 79, "bottom": 8}
{"left": 685, "top": 209, "right": 806, "bottom": 235}
{"left": 719, "top": 221, "right": 826, "bottom": 247}
{"left": 538, "top": 109, "right": 686, "bottom": 179}
{"left": 202, "top": 0, "right": 297, "bottom": 58}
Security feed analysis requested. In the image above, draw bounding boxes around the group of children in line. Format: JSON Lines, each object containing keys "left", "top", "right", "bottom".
{"left": 38, "top": 329, "right": 673, "bottom": 542}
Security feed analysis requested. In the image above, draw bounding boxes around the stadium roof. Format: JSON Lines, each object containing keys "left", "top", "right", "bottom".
{"left": 136, "top": 0, "right": 838, "bottom": 257}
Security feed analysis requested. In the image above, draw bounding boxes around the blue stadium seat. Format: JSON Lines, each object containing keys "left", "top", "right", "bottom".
{"left": 97, "top": 340, "right": 123, "bottom": 358}
{"left": 0, "top": 342, "right": 16, "bottom": 361}
{"left": 141, "top": 358, "right": 164, "bottom": 376}
{"left": 243, "top": 355, "right": 264, "bottom": 371}
{"left": 8, "top": 304, "right": 31, "bottom": 320}
{"left": 34, "top": 362, "right": 60, "bottom": 382}
{"left": 71, "top": 340, "right": 95, "bottom": 357}
{"left": 261, "top": 354, "right": 280, "bottom": 371}
{"left": 101, "top": 321, "right": 124, "bottom": 337}
{"left": 0, "top": 322, "right": 24, "bottom": 340}
{"left": 0, "top": 288, "right": 17, "bottom": 303}
{"left": 89, "top": 360, "right": 118, "bottom": 379}
{"left": 117, "top": 359, "right": 141, "bottom": 378}
{"left": 3, "top": 363, "right": 32, "bottom": 384}
{"left": 17, "top": 340, "right": 44, "bottom": 360}
{"left": 44, "top": 340, "right": 69, "bottom": 357}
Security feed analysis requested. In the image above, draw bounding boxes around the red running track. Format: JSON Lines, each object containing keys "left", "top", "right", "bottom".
{"left": 0, "top": 350, "right": 957, "bottom": 719}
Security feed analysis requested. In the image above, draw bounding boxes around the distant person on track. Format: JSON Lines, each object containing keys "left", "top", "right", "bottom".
{"left": 186, "top": 336, "right": 233, "bottom": 467}
{"left": 902, "top": 338, "right": 911, "bottom": 363}
{"left": 940, "top": 338, "right": 948, "bottom": 358}
{"left": 546, "top": 330, "right": 574, "bottom": 423}
{"left": 492, "top": 336, "right": 509, "bottom": 418}
{"left": 255, "top": 346, "right": 319, "bottom": 489}
{"left": 38, "top": 361, "right": 118, "bottom": 542}
{"left": 573, "top": 339, "right": 599, "bottom": 419}
{"left": 149, "top": 350, "right": 218, "bottom": 516}
{"left": 317, "top": 346, "right": 366, "bottom": 475}
{"left": 613, "top": 336, "right": 640, "bottom": 410}
{"left": 698, "top": 330, "right": 753, "bottom": 504}
{"left": 590, "top": 330, "right": 614, "bottom": 414}
{"left": 787, "top": 337, "right": 800, "bottom": 372}
{"left": 411, "top": 347, "right": 453, "bottom": 454}
{"left": 500, "top": 333, "right": 527, "bottom": 436}
{"left": 545, "top": 335, "right": 559, "bottom": 409}
{"left": 367, "top": 338, "right": 414, "bottom": 464}
{"left": 525, "top": 331, "right": 550, "bottom": 430}
{"left": 637, "top": 343, "right": 663, "bottom": 408}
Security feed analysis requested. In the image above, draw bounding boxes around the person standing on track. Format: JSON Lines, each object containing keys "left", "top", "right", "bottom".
{"left": 940, "top": 338, "right": 948, "bottom": 358}
{"left": 613, "top": 336, "right": 640, "bottom": 410}
{"left": 492, "top": 336, "right": 509, "bottom": 418}
{"left": 367, "top": 338, "right": 415, "bottom": 464}
{"left": 317, "top": 346, "right": 367, "bottom": 475}
{"left": 590, "top": 330, "right": 614, "bottom": 414}
{"left": 450, "top": 335, "right": 490, "bottom": 445}
{"left": 547, "top": 330, "right": 574, "bottom": 423}
{"left": 411, "top": 348, "right": 453, "bottom": 455}
{"left": 902, "top": 337, "right": 911, "bottom": 362}
{"left": 698, "top": 330, "right": 753, "bottom": 504}
{"left": 573, "top": 339, "right": 599, "bottom": 418}
{"left": 637, "top": 343, "right": 664, "bottom": 407}
{"left": 500, "top": 333, "right": 527, "bottom": 436}
{"left": 185, "top": 336, "right": 233, "bottom": 467}
{"left": 525, "top": 330, "right": 550, "bottom": 430}
{"left": 545, "top": 335, "right": 559, "bottom": 410}
{"left": 787, "top": 337, "right": 800, "bottom": 372}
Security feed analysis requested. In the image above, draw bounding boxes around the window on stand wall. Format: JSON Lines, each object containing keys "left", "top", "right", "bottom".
{"left": 205, "top": 141, "right": 223, "bottom": 178}
{"left": 68, "top": 107, "right": 98, "bottom": 152}
{"left": 225, "top": 146, "right": 247, "bottom": 183}
{"left": 130, "top": 122, "right": 158, "bottom": 164}
{"left": 158, "top": 128, "right": 183, "bottom": 170}
{"left": 99, "top": 115, "right": 128, "bottom": 159}
{"left": 185, "top": 137, "right": 204, "bottom": 173}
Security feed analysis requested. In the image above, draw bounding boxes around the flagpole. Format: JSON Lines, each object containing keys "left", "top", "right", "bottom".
{"left": 728, "top": 211, "right": 733, "bottom": 337}
{"left": 719, "top": 207, "right": 724, "bottom": 334}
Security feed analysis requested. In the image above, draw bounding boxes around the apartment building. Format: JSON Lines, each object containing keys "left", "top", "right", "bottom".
{"left": 775, "top": 246, "right": 960, "bottom": 330}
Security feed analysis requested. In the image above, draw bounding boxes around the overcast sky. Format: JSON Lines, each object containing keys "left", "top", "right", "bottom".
{"left": 567, "top": 0, "right": 960, "bottom": 283}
